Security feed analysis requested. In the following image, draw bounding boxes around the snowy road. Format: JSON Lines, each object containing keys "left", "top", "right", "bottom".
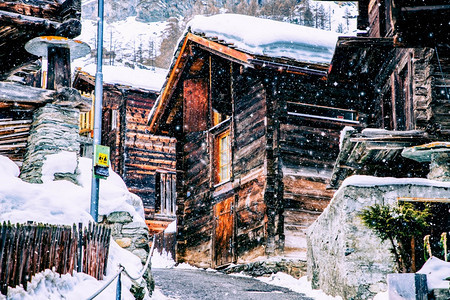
{"left": 152, "top": 268, "right": 314, "bottom": 300}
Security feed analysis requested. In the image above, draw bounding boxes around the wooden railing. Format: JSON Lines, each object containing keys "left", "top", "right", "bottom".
{"left": 79, "top": 92, "right": 94, "bottom": 136}
{"left": 0, "top": 222, "right": 111, "bottom": 295}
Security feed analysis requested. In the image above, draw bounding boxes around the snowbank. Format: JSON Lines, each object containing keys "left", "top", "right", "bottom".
{"left": 0, "top": 153, "right": 145, "bottom": 225}
{"left": 188, "top": 14, "right": 339, "bottom": 64}
{"left": 418, "top": 257, "right": 450, "bottom": 290}
{"left": 0, "top": 154, "right": 152, "bottom": 299}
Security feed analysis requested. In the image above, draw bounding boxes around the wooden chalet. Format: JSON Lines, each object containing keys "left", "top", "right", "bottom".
{"left": 148, "top": 15, "right": 361, "bottom": 268}
{"left": 73, "top": 67, "right": 176, "bottom": 233}
{"left": 0, "top": 0, "right": 85, "bottom": 164}
{"left": 326, "top": 0, "right": 450, "bottom": 188}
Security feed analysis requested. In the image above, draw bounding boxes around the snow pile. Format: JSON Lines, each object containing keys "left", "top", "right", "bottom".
{"left": 256, "top": 273, "right": 342, "bottom": 300}
{"left": 80, "top": 64, "right": 168, "bottom": 92}
{"left": 0, "top": 153, "right": 145, "bottom": 225}
{"left": 417, "top": 256, "right": 450, "bottom": 290}
{"left": 0, "top": 154, "right": 152, "bottom": 299}
{"left": 151, "top": 251, "right": 177, "bottom": 269}
{"left": 188, "top": 14, "right": 339, "bottom": 64}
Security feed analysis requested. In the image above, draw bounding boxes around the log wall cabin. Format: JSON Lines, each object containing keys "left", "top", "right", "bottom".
{"left": 326, "top": 0, "right": 450, "bottom": 188}
{"left": 73, "top": 69, "right": 176, "bottom": 233}
{"left": 149, "top": 15, "right": 360, "bottom": 268}
{"left": 0, "top": 0, "right": 83, "bottom": 164}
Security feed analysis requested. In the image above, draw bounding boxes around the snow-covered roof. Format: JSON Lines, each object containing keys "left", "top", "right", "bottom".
{"left": 82, "top": 64, "right": 168, "bottom": 92}
{"left": 188, "top": 14, "right": 339, "bottom": 65}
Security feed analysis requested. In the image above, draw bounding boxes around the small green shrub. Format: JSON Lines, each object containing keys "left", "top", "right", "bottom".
{"left": 360, "top": 202, "right": 430, "bottom": 272}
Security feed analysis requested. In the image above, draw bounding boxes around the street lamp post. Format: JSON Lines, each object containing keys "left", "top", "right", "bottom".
{"left": 90, "top": 0, "right": 105, "bottom": 222}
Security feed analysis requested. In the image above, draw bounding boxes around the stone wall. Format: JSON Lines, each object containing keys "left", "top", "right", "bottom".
{"left": 102, "top": 211, "right": 150, "bottom": 262}
{"left": 20, "top": 103, "right": 80, "bottom": 184}
{"left": 307, "top": 180, "right": 450, "bottom": 299}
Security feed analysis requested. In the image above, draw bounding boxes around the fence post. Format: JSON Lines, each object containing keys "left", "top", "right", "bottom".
{"left": 116, "top": 271, "right": 122, "bottom": 300}
{"left": 77, "top": 223, "right": 83, "bottom": 273}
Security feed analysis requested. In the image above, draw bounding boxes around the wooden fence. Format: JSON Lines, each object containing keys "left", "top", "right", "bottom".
{"left": 0, "top": 222, "right": 111, "bottom": 295}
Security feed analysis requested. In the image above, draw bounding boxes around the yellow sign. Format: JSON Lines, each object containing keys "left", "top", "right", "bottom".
{"left": 94, "top": 145, "right": 110, "bottom": 167}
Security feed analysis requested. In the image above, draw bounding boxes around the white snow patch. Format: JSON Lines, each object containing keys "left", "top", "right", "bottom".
{"left": 417, "top": 256, "right": 450, "bottom": 290}
{"left": 256, "top": 273, "right": 342, "bottom": 300}
{"left": 0, "top": 155, "right": 145, "bottom": 225}
{"left": 340, "top": 175, "right": 450, "bottom": 189}
{"left": 151, "top": 251, "right": 176, "bottom": 269}
{"left": 174, "top": 263, "right": 198, "bottom": 270}
{"left": 41, "top": 151, "right": 78, "bottom": 183}
{"left": 164, "top": 220, "right": 176, "bottom": 233}
{"left": 373, "top": 291, "right": 389, "bottom": 300}
{"left": 0, "top": 155, "right": 19, "bottom": 177}
{"left": 188, "top": 14, "right": 339, "bottom": 64}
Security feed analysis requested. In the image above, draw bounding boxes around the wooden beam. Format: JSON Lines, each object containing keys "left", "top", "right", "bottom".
{"left": 0, "top": 82, "right": 92, "bottom": 111}
{"left": 0, "top": 81, "right": 54, "bottom": 104}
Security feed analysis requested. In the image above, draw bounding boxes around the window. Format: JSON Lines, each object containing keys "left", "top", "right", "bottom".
{"left": 155, "top": 171, "right": 176, "bottom": 216}
{"left": 111, "top": 109, "right": 118, "bottom": 130}
{"left": 216, "top": 130, "right": 231, "bottom": 183}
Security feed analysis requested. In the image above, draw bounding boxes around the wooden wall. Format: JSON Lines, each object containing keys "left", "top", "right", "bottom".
{"left": 274, "top": 74, "right": 355, "bottom": 255}
{"left": 232, "top": 68, "right": 269, "bottom": 262}
{"left": 371, "top": 47, "right": 450, "bottom": 135}
{"left": 429, "top": 47, "right": 450, "bottom": 133}
{"left": 120, "top": 89, "right": 176, "bottom": 214}
{"left": 74, "top": 75, "right": 177, "bottom": 221}
{"left": 175, "top": 63, "right": 271, "bottom": 267}
{"left": 176, "top": 130, "right": 213, "bottom": 267}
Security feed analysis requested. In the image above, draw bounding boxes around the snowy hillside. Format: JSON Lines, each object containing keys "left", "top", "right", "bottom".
{"left": 76, "top": 17, "right": 169, "bottom": 69}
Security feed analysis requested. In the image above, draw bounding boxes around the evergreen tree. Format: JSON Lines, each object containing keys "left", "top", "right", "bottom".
{"left": 302, "top": 0, "right": 314, "bottom": 27}
{"left": 344, "top": 7, "right": 351, "bottom": 32}
{"left": 248, "top": 0, "right": 259, "bottom": 16}
{"left": 155, "top": 17, "right": 183, "bottom": 68}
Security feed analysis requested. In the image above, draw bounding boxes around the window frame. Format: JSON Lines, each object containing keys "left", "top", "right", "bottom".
{"left": 155, "top": 170, "right": 177, "bottom": 216}
{"left": 216, "top": 129, "right": 231, "bottom": 184}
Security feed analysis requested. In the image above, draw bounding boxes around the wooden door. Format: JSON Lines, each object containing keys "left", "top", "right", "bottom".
{"left": 213, "top": 197, "right": 234, "bottom": 267}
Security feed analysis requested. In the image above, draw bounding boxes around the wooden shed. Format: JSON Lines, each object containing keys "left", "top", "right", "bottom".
{"left": 327, "top": 0, "right": 450, "bottom": 188}
{"left": 148, "top": 14, "right": 361, "bottom": 268}
{"left": 73, "top": 67, "right": 176, "bottom": 232}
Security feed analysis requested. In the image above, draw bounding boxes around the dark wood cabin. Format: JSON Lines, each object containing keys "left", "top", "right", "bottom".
{"left": 326, "top": 0, "right": 450, "bottom": 188}
{"left": 73, "top": 69, "right": 176, "bottom": 233}
{"left": 148, "top": 24, "right": 361, "bottom": 267}
{"left": 0, "top": 0, "right": 83, "bottom": 164}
